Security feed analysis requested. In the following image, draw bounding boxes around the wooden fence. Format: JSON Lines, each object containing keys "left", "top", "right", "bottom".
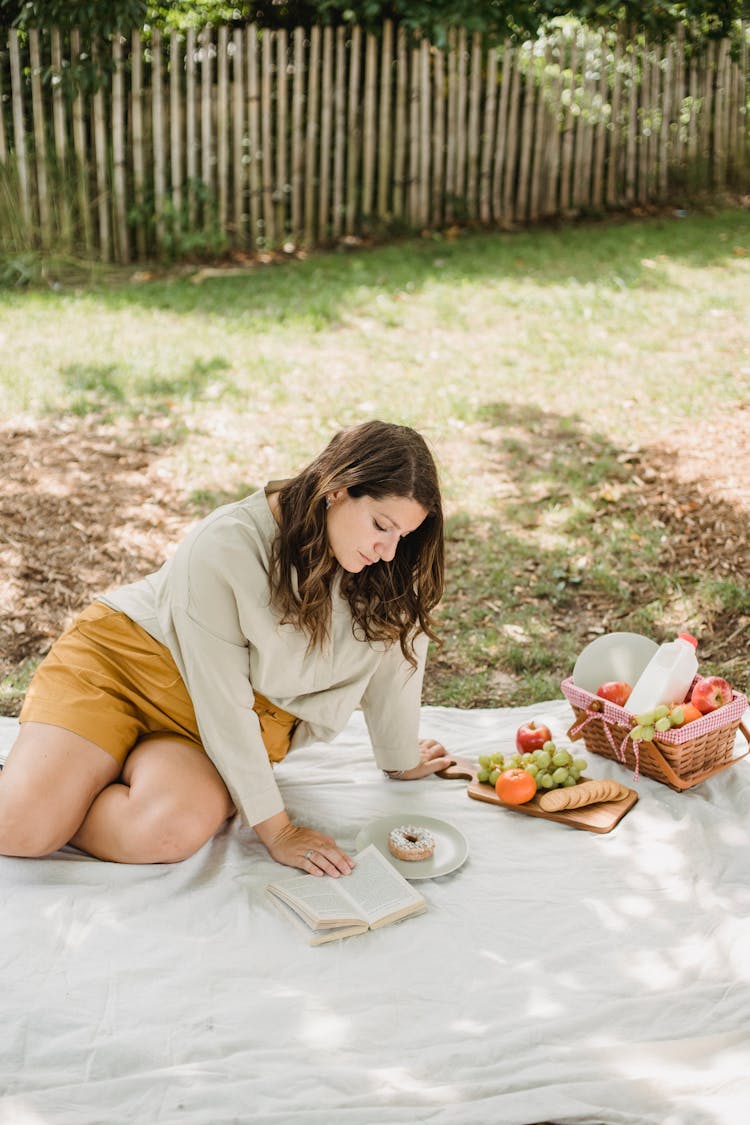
{"left": 1, "top": 21, "right": 748, "bottom": 263}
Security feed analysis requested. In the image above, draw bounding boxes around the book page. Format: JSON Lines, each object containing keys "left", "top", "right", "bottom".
{"left": 267, "top": 892, "right": 367, "bottom": 945}
{"left": 270, "top": 874, "right": 363, "bottom": 925}
{"left": 339, "top": 845, "right": 425, "bottom": 925}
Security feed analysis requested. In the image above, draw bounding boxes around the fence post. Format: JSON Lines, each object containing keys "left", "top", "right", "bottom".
{"left": 591, "top": 32, "right": 608, "bottom": 209}
{"left": 479, "top": 45, "right": 497, "bottom": 225}
{"left": 636, "top": 38, "right": 649, "bottom": 204}
{"left": 671, "top": 23, "right": 685, "bottom": 176}
{"left": 502, "top": 47, "right": 520, "bottom": 223}
{"left": 200, "top": 26, "right": 214, "bottom": 234}
{"left": 742, "top": 20, "right": 749, "bottom": 175}
{"left": 231, "top": 27, "right": 244, "bottom": 244}
{"left": 516, "top": 44, "right": 536, "bottom": 221}
{"left": 418, "top": 37, "right": 431, "bottom": 227}
{"left": 658, "top": 39, "right": 672, "bottom": 200}
{"left": 559, "top": 29, "right": 578, "bottom": 213}
{"left": 151, "top": 29, "right": 165, "bottom": 254}
{"left": 407, "top": 41, "right": 419, "bottom": 222}
{"left": 491, "top": 41, "right": 511, "bottom": 223}
{"left": 606, "top": 32, "right": 623, "bottom": 207}
{"left": 246, "top": 24, "right": 261, "bottom": 248}
{"left": 318, "top": 25, "right": 333, "bottom": 239}
{"left": 701, "top": 40, "right": 716, "bottom": 187}
{"left": 290, "top": 26, "right": 304, "bottom": 244}
{"left": 304, "top": 25, "right": 320, "bottom": 244}
{"left": 131, "top": 29, "right": 146, "bottom": 258}
{"left": 186, "top": 27, "right": 198, "bottom": 232}
{"left": 392, "top": 24, "right": 407, "bottom": 220}
{"left": 444, "top": 29, "right": 456, "bottom": 220}
{"left": 466, "top": 32, "right": 482, "bottom": 218}
{"left": 70, "top": 28, "right": 93, "bottom": 254}
{"left": 332, "top": 26, "right": 346, "bottom": 238}
{"left": 454, "top": 28, "right": 467, "bottom": 206}
{"left": 112, "top": 34, "right": 129, "bottom": 263}
{"left": 217, "top": 25, "right": 229, "bottom": 237}
{"left": 361, "top": 31, "right": 377, "bottom": 220}
{"left": 92, "top": 39, "right": 110, "bottom": 261}
{"left": 0, "top": 35, "right": 7, "bottom": 165}
{"left": 543, "top": 46, "right": 562, "bottom": 216}
{"left": 28, "top": 30, "right": 50, "bottom": 248}
{"left": 575, "top": 29, "right": 596, "bottom": 209}
{"left": 277, "top": 28, "right": 289, "bottom": 242}
{"left": 431, "top": 40, "right": 445, "bottom": 228}
{"left": 714, "top": 37, "right": 729, "bottom": 188}
{"left": 377, "top": 20, "right": 393, "bottom": 221}
{"left": 345, "top": 24, "right": 361, "bottom": 235}
{"left": 171, "top": 30, "right": 184, "bottom": 227}
{"left": 261, "top": 28, "right": 275, "bottom": 246}
{"left": 624, "top": 35, "right": 637, "bottom": 204}
{"left": 8, "top": 30, "right": 32, "bottom": 230}
{"left": 529, "top": 41, "right": 550, "bottom": 221}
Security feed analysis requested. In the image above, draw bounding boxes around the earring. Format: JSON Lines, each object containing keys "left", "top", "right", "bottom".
{"left": 325, "top": 495, "right": 332, "bottom": 509}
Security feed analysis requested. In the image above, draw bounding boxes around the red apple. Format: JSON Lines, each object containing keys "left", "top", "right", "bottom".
{"left": 690, "top": 675, "right": 733, "bottom": 714}
{"left": 515, "top": 720, "right": 553, "bottom": 754}
{"left": 596, "top": 681, "right": 632, "bottom": 707}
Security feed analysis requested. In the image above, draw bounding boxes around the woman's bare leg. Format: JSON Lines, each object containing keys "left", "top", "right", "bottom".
{"left": 70, "top": 736, "right": 235, "bottom": 864}
{"left": 0, "top": 721, "right": 120, "bottom": 857}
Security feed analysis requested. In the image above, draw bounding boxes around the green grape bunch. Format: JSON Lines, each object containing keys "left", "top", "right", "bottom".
{"left": 629, "top": 703, "right": 681, "bottom": 743}
{"left": 476, "top": 740, "right": 588, "bottom": 791}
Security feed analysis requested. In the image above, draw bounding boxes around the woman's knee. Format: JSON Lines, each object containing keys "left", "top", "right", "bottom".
{"left": 0, "top": 722, "right": 120, "bottom": 858}
{"left": 0, "top": 782, "right": 72, "bottom": 858}
{"left": 132, "top": 798, "right": 230, "bottom": 863}
{"left": 122, "top": 737, "right": 234, "bottom": 862}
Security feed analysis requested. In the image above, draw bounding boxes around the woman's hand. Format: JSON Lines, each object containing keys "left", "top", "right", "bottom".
{"left": 253, "top": 810, "right": 354, "bottom": 877}
{"left": 390, "top": 738, "right": 453, "bottom": 781}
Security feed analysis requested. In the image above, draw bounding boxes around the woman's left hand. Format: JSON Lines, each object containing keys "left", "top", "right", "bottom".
{"left": 393, "top": 738, "right": 453, "bottom": 780}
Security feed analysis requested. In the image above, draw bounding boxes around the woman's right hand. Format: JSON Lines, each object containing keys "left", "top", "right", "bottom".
{"left": 253, "top": 810, "right": 354, "bottom": 877}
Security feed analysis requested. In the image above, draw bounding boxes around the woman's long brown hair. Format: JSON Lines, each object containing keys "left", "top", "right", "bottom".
{"left": 268, "top": 421, "right": 444, "bottom": 666}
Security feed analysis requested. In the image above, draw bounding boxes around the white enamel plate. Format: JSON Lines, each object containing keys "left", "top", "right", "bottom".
{"left": 355, "top": 813, "right": 469, "bottom": 880}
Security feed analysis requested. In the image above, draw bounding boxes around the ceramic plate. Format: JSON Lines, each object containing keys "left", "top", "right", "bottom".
{"left": 572, "top": 631, "right": 658, "bottom": 693}
{"left": 355, "top": 813, "right": 469, "bottom": 880}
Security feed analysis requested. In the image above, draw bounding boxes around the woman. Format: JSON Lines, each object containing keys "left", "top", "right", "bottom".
{"left": 0, "top": 421, "right": 451, "bottom": 875}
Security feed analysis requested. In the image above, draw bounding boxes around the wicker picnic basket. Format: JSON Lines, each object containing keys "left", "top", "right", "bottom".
{"left": 561, "top": 676, "right": 750, "bottom": 790}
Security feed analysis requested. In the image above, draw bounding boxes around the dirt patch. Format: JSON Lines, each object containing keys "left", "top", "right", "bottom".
{"left": 0, "top": 416, "right": 193, "bottom": 688}
{"left": 647, "top": 404, "right": 750, "bottom": 575}
{"left": 617, "top": 417, "right": 748, "bottom": 641}
{"left": 638, "top": 405, "right": 750, "bottom": 668}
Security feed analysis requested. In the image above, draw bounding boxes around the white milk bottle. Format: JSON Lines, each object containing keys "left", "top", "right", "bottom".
{"left": 625, "top": 633, "right": 699, "bottom": 714}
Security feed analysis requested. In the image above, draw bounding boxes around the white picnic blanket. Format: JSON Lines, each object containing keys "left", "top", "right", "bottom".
{"left": 2, "top": 701, "right": 749, "bottom": 1125}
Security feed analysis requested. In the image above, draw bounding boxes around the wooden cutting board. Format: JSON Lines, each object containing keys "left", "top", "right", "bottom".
{"left": 437, "top": 756, "right": 638, "bottom": 834}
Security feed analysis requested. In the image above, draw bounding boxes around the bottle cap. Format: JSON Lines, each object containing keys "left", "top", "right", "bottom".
{"left": 677, "top": 632, "right": 698, "bottom": 648}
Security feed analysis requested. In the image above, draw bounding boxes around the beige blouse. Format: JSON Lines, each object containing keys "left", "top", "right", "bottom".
{"left": 99, "top": 486, "right": 426, "bottom": 826}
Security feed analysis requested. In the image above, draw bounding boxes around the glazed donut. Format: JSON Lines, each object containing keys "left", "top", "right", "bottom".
{"left": 387, "top": 824, "right": 436, "bottom": 862}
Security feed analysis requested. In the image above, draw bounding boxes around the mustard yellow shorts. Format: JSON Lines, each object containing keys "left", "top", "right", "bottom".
{"left": 19, "top": 602, "right": 298, "bottom": 768}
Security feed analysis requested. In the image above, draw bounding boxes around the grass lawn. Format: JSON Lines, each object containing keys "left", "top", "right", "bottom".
{"left": 1, "top": 206, "right": 749, "bottom": 715}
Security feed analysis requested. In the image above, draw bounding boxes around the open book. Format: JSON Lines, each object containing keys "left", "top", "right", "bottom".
{"left": 266, "top": 843, "right": 427, "bottom": 945}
